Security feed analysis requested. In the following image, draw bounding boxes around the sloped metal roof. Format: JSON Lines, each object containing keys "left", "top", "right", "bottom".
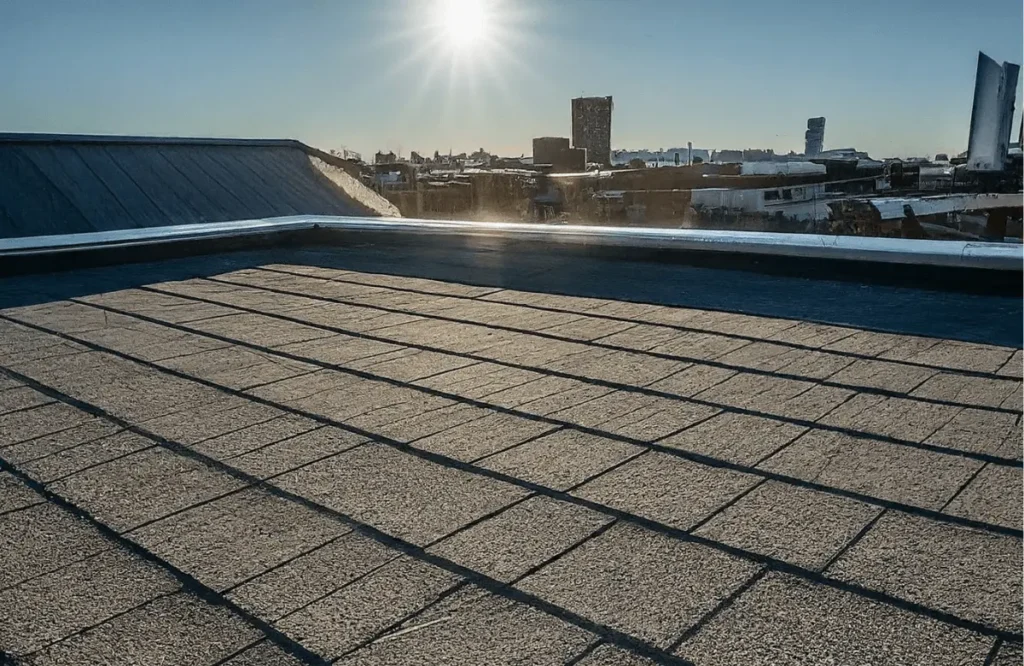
{"left": 0, "top": 134, "right": 377, "bottom": 239}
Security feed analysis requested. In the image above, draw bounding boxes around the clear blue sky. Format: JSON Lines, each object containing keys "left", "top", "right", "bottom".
{"left": 2, "top": 0, "right": 1021, "bottom": 159}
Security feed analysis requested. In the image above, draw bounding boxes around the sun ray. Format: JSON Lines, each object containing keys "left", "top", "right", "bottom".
{"left": 362, "top": 0, "right": 545, "bottom": 151}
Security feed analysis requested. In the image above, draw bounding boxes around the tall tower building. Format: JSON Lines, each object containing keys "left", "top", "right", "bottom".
{"left": 804, "top": 117, "right": 826, "bottom": 156}
{"left": 571, "top": 96, "right": 613, "bottom": 167}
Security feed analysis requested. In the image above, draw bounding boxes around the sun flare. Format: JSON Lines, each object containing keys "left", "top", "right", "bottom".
{"left": 435, "top": 0, "right": 494, "bottom": 50}
{"left": 374, "top": 0, "right": 536, "bottom": 119}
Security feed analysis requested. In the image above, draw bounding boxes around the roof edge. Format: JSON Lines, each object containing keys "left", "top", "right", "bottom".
{"left": 2, "top": 216, "right": 1020, "bottom": 271}
{"left": 0, "top": 132, "right": 309, "bottom": 149}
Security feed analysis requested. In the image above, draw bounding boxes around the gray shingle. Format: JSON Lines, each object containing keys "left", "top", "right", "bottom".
{"left": 676, "top": 573, "right": 992, "bottom": 666}
{"left": 339, "top": 586, "right": 594, "bottom": 666}
{"left": 693, "top": 480, "right": 881, "bottom": 569}
{"left": 129, "top": 487, "right": 347, "bottom": 591}
{"left": 477, "top": 429, "right": 642, "bottom": 492}
{"left": 758, "top": 429, "right": 981, "bottom": 510}
{"left": 274, "top": 443, "right": 528, "bottom": 546}
{"left": 571, "top": 452, "right": 759, "bottom": 531}
{"left": 827, "top": 512, "right": 1023, "bottom": 632}
{"left": 0, "top": 548, "right": 178, "bottom": 655}
{"left": 427, "top": 496, "right": 612, "bottom": 582}
{"left": 26, "top": 592, "right": 262, "bottom": 666}
{"left": 276, "top": 556, "right": 461, "bottom": 659}
{"left": 943, "top": 463, "right": 1022, "bottom": 531}
{"left": 228, "top": 531, "right": 399, "bottom": 620}
{"left": 517, "top": 523, "right": 759, "bottom": 648}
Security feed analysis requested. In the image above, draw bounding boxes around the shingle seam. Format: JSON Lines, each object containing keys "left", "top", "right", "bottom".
{"left": 328, "top": 580, "right": 472, "bottom": 663}
{"left": 217, "top": 423, "right": 330, "bottom": 464}
{"left": 0, "top": 499, "right": 47, "bottom": 520}
{"left": 0, "top": 544, "right": 116, "bottom": 596}
{"left": 217, "top": 530, "right": 354, "bottom": 597}
{"left": 562, "top": 640, "right": 606, "bottom": 666}
{"left": 938, "top": 463, "right": 991, "bottom": 513}
{"left": 0, "top": 400, "right": 58, "bottom": 418}
{"left": 0, "top": 418, "right": 109, "bottom": 452}
{"left": 983, "top": 638, "right": 1004, "bottom": 666}
{"left": 749, "top": 390, "right": 859, "bottom": 468}
{"left": 818, "top": 508, "right": 888, "bottom": 574}
{"left": 666, "top": 567, "right": 769, "bottom": 653}
{"left": 34, "top": 441, "right": 161, "bottom": 485}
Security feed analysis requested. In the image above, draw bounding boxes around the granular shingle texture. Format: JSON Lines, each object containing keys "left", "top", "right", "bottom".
{"left": 0, "top": 246, "right": 1019, "bottom": 664}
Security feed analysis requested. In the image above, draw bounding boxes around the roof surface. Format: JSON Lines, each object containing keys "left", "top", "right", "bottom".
{"left": 0, "top": 245, "right": 1021, "bottom": 665}
{"left": 0, "top": 135, "right": 380, "bottom": 239}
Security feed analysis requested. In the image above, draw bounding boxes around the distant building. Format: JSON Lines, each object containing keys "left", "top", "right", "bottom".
{"left": 532, "top": 137, "right": 585, "bottom": 171}
{"left": 711, "top": 149, "right": 743, "bottom": 163}
{"left": 815, "top": 147, "right": 869, "bottom": 161}
{"left": 374, "top": 150, "right": 397, "bottom": 164}
{"left": 533, "top": 137, "right": 570, "bottom": 165}
{"left": 742, "top": 148, "right": 776, "bottom": 161}
{"left": 691, "top": 183, "right": 829, "bottom": 222}
{"left": 571, "top": 96, "right": 613, "bottom": 167}
{"left": 612, "top": 147, "right": 712, "bottom": 167}
{"left": 805, "top": 117, "right": 826, "bottom": 156}
{"left": 468, "top": 147, "right": 493, "bottom": 166}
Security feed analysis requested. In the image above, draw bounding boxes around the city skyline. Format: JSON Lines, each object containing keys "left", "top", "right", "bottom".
{"left": 1, "top": 0, "right": 1022, "bottom": 160}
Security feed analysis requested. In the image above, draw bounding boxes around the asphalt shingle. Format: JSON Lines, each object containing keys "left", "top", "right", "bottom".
{"left": 275, "top": 556, "right": 461, "bottom": 659}
{"left": 571, "top": 451, "right": 760, "bottom": 531}
{"left": 427, "top": 495, "right": 612, "bottom": 582}
{"left": 25, "top": 592, "right": 263, "bottom": 666}
{"left": 676, "top": 572, "right": 992, "bottom": 666}
{"left": 517, "top": 523, "right": 760, "bottom": 648}
{"left": 338, "top": 586, "right": 594, "bottom": 666}
{"left": 274, "top": 443, "right": 528, "bottom": 546}
{"left": 693, "top": 480, "right": 881, "bottom": 569}
{"left": 0, "top": 255, "right": 1019, "bottom": 664}
{"left": 827, "top": 512, "right": 1023, "bottom": 632}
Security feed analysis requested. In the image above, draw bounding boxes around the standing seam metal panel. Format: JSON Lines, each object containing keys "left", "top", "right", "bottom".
{"left": 0, "top": 148, "right": 93, "bottom": 237}
{"left": 213, "top": 147, "right": 306, "bottom": 216}
{"left": 102, "top": 145, "right": 209, "bottom": 226}
{"left": 154, "top": 146, "right": 267, "bottom": 221}
{"left": 240, "top": 147, "right": 338, "bottom": 214}
{"left": 72, "top": 146, "right": 172, "bottom": 229}
{"left": 19, "top": 145, "right": 136, "bottom": 233}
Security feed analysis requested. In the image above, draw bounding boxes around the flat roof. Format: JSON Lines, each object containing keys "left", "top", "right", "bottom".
{"left": 0, "top": 244, "right": 1021, "bottom": 665}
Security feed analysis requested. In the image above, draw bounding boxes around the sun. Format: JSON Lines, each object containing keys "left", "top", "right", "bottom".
{"left": 373, "top": 0, "right": 538, "bottom": 121}
{"left": 435, "top": 0, "right": 494, "bottom": 50}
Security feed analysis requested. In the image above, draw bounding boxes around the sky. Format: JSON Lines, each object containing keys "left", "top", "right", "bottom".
{"left": 1, "top": 0, "right": 1022, "bottom": 160}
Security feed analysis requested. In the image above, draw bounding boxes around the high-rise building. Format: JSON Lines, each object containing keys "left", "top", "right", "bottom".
{"left": 804, "top": 117, "right": 826, "bottom": 156}
{"left": 571, "top": 96, "right": 613, "bottom": 167}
